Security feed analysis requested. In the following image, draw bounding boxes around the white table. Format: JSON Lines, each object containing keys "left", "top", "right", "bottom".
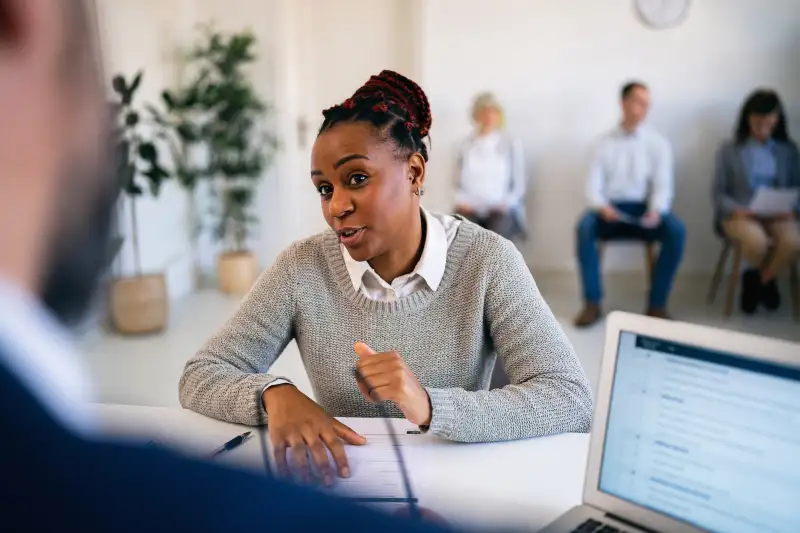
{"left": 94, "top": 404, "right": 590, "bottom": 532}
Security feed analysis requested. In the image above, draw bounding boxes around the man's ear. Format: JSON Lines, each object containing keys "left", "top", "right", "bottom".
{"left": 408, "top": 152, "right": 426, "bottom": 189}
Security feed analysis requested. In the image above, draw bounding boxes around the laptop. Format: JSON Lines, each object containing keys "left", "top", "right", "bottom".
{"left": 541, "top": 311, "right": 800, "bottom": 533}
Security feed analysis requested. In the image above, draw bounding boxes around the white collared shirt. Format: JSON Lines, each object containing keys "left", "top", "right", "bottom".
{"left": 586, "top": 125, "right": 674, "bottom": 213}
{"left": 0, "top": 278, "right": 95, "bottom": 433}
{"left": 455, "top": 132, "right": 526, "bottom": 217}
{"left": 342, "top": 209, "right": 461, "bottom": 302}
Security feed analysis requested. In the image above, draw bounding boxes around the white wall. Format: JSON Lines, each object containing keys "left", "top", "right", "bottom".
{"left": 421, "top": 0, "right": 800, "bottom": 273}
{"left": 95, "top": 0, "right": 286, "bottom": 288}
{"left": 94, "top": 0, "right": 800, "bottom": 280}
{"left": 95, "top": 0, "right": 197, "bottom": 300}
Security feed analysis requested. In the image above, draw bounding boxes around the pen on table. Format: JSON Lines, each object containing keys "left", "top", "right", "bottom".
{"left": 210, "top": 431, "right": 252, "bottom": 458}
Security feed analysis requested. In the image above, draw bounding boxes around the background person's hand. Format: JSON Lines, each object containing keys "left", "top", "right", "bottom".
{"left": 732, "top": 208, "right": 755, "bottom": 220}
{"left": 773, "top": 211, "right": 796, "bottom": 221}
{"left": 598, "top": 205, "right": 619, "bottom": 222}
{"left": 263, "top": 384, "right": 366, "bottom": 486}
{"left": 354, "top": 342, "right": 432, "bottom": 426}
{"left": 641, "top": 211, "right": 661, "bottom": 228}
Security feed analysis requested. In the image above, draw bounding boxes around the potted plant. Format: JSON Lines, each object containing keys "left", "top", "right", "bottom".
{"left": 148, "top": 80, "right": 206, "bottom": 290}
{"left": 170, "top": 27, "right": 277, "bottom": 295}
{"left": 108, "top": 71, "right": 171, "bottom": 334}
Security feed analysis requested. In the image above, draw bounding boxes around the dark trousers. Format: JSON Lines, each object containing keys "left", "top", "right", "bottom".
{"left": 576, "top": 202, "right": 686, "bottom": 308}
{"left": 460, "top": 210, "right": 517, "bottom": 240}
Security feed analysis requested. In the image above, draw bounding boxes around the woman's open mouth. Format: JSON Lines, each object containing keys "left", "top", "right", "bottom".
{"left": 336, "top": 227, "right": 366, "bottom": 247}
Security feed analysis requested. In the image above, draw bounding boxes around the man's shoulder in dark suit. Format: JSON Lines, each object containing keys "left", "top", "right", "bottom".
{"left": 0, "top": 359, "right": 444, "bottom": 532}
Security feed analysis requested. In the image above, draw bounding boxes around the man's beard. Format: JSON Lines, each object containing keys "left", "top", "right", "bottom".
{"left": 41, "top": 161, "right": 120, "bottom": 328}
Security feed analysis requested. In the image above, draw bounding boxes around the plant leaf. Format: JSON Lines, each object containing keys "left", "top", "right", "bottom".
{"left": 125, "top": 111, "right": 139, "bottom": 127}
{"left": 138, "top": 142, "right": 157, "bottom": 162}
{"left": 129, "top": 71, "right": 143, "bottom": 94}
{"left": 111, "top": 75, "right": 126, "bottom": 95}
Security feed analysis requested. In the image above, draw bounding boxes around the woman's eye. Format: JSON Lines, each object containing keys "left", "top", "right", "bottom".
{"left": 348, "top": 173, "right": 368, "bottom": 186}
{"left": 317, "top": 184, "right": 333, "bottom": 196}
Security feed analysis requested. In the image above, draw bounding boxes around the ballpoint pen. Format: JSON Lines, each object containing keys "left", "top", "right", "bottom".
{"left": 210, "top": 431, "right": 252, "bottom": 458}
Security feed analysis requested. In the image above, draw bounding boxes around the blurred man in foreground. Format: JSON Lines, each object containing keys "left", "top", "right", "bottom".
{"left": 0, "top": 1, "right": 445, "bottom": 530}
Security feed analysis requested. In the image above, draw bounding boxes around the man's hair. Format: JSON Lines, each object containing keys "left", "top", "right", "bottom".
{"left": 318, "top": 70, "right": 432, "bottom": 161}
{"left": 621, "top": 81, "right": 648, "bottom": 100}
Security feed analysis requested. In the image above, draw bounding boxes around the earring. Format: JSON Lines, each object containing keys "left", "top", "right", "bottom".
{"left": 414, "top": 187, "right": 425, "bottom": 197}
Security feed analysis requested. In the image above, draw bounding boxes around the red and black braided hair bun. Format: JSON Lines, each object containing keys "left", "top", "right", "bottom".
{"left": 319, "top": 70, "right": 432, "bottom": 161}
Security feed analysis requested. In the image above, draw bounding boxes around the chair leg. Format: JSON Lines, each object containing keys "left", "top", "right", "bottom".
{"left": 707, "top": 243, "right": 731, "bottom": 304}
{"left": 790, "top": 261, "right": 800, "bottom": 322}
{"left": 724, "top": 244, "right": 742, "bottom": 318}
{"left": 644, "top": 244, "right": 656, "bottom": 290}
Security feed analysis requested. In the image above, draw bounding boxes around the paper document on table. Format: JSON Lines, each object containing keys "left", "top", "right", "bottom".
{"left": 333, "top": 437, "right": 414, "bottom": 502}
{"left": 281, "top": 421, "right": 417, "bottom": 504}
{"left": 748, "top": 188, "right": 799, "bottom": 216}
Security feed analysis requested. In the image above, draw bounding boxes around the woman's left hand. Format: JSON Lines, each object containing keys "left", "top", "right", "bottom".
{"left": 354, "top": 342, "right": 432, "bottom": 426}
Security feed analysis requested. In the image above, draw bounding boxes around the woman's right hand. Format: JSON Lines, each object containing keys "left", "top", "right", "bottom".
{"left": 263, "top": 384, "right": 366, "bottom": 486}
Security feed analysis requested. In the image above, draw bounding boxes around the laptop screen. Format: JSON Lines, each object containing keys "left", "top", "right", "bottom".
{"left": 598, "top": 331, "right": 800, "bottom": 533}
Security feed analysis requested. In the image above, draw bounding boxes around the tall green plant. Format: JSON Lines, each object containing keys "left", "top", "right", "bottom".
{"left": 111, "top": 71, "right": 169, "bottom": 276}
{"left": 155, "top": 26, "right": 277, "bottom": 254}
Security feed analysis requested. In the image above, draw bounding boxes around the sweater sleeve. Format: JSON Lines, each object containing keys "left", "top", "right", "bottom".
{"left": 425, "top": 239, "right": 593, "bottom": 443}
{"left": 178, "top": 245, "right": 297, "bottom": 426}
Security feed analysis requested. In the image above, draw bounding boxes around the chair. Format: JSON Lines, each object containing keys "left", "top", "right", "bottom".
{"left": 707, "top": 239, "right": 800, "bottom": 321}
{"left": 597, "top": 240, "right": 658, "bottom": 288}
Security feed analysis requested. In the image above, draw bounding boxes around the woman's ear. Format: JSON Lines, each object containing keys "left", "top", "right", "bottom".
{"left": 408, "top": 152, "right": 426, "bottom": 190}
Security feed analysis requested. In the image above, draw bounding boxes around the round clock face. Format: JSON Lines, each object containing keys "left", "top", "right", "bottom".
{"left": 635, "top": 0, "right": 691, "bottom": 29}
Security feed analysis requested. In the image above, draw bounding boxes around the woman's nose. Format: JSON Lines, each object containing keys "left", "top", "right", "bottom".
{"left": 329, "top": 188, "right": 354, "bottom": 219}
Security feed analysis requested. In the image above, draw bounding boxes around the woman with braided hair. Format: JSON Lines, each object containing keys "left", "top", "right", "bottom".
{"left": 179, "top": 70, "right": 592, "bottom": 486}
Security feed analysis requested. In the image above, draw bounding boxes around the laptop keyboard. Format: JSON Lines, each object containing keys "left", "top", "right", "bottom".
{"left": 571, "top": 518, "right": 627, "bottom": 533}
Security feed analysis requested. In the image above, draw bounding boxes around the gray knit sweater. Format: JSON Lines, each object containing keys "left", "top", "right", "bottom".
{"left": 179, "top": 220, "right": 593, "bottom": 443}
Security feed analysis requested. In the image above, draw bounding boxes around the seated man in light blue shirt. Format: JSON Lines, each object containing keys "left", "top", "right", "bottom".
{"left": 574, "top": 81, "right": 686, "bottom": 327}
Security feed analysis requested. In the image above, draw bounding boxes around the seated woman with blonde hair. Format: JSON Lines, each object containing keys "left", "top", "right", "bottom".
{"left": 454, "top": 92, "right": 527, "bottom": 241}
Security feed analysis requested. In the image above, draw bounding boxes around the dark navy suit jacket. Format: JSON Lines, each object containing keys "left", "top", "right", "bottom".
{"left": 0, "top": 356, "right": 446, "bottom": 532}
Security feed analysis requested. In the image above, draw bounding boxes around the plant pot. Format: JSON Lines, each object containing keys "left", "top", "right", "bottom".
{"left": 109, "top": 273, "right": 168, "bottom": 334}
{"left": 218, "top": 251, "right": 259, "bottom": 295}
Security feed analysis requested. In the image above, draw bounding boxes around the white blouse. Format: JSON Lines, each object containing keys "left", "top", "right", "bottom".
{"left": 455, "top": 132, "right": 526, "bottom": 216}
{"left": 341, "top": 209, "right": 461, "bottom": 302}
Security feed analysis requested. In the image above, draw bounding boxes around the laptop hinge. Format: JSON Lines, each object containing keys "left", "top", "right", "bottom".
{"left": 604, "top": 512, "right": 659, "bottom": 533}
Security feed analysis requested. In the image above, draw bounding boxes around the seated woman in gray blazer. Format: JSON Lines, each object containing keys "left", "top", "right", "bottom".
{"left": 712, "top": 89, "right": 800, "bottom": 314}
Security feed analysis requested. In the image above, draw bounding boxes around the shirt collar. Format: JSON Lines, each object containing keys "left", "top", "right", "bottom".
{"left": 342, "top": 208, "right": 449, "bottom": 292}
{"left": 616, "top": 123, "right": 643, "bottom": 138}
{"left": 746, "top": 136, "right": 776, "bottom": 149}
{"left": 0, "top": 277, "right": 94, "bottom": 433}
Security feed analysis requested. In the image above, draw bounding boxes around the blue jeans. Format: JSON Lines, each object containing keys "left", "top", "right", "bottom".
{"left": 576, "top": 202, "right": 686, "bottom": 308}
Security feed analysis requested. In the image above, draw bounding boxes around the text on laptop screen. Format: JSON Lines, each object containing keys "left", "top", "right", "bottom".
{"left": 599, "top": 331, "right": 800, "bottom": 533}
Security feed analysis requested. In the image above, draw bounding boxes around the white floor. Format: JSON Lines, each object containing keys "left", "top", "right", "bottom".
{"left": 80, "top": 272, "right": 800, "bottom": 408}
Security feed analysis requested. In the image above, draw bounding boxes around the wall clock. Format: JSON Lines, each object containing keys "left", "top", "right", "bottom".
{"left": 635, "top": 0, "right": 691, "bottom": 29}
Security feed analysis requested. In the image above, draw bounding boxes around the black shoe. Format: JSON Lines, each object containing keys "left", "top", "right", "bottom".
{"left": 762, "top": 278, "right": 781, "bottom": 311}
{"left": 740, "top": 269, "right": 761, "bottom": 314}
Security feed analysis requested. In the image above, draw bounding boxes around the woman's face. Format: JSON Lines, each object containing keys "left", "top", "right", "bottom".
{"left": 748, "top": 111, "right": 779, "bottom": 142}
{"left": 311, "top": 122, "right": 425, "bottom": 262}
{"left": 475, "top": 106, "right": 501, "bottom": 131}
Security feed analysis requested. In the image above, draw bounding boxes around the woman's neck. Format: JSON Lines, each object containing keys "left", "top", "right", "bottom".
{"left": 369, "top": 209, "right": 426, "bottom": 283}
{"left": 477, "top": 126, "right": 497, "bottom": 137}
